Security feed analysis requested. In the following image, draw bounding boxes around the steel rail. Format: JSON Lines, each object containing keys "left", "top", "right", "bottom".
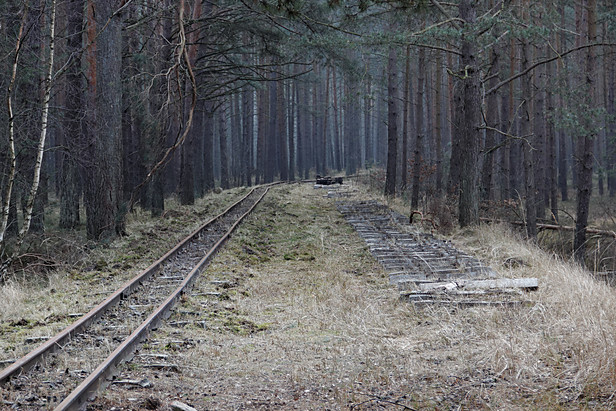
{"left": 55, "top": 185, "right": 272, "bottom": 410}
{"left": 0, "top": 184, "right": 271, "bottom": 386}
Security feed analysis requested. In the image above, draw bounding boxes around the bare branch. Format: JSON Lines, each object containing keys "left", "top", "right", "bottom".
{"left": 429, "top": 0, "right": 461, "bottom": 30}
{"left": 486, "top": 42, "right": 616, "bottom": 95}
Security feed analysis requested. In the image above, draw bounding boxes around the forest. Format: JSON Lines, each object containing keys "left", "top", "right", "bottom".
{"left": 0, "top": 0, "right": 615, "bottom": 274}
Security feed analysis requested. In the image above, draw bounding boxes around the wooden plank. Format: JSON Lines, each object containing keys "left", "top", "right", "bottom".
{"left": 418, "top": 277, "right": 538, "bottom": 292}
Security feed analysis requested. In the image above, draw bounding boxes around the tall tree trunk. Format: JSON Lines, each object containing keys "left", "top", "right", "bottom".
{"left": 83, "top": 0, "right": 124, "bottom": 239}
{"left": 434, "top": 50, "right": 443, "bottom": 196}
{"left": 242, "top": 87, "right": 254, "bottom": 186}
{"left": 219, "top": 101, "right": 229, "bottom": 189}
{"left": 256, "top": 73, "right": 267, "bottom": 185}
{"left": 546, "top": 46, "right": 558, "bottom": 222}
{"left": 401, "top": 46, "right": 411, "bottom": 192}
{"left": 287, "top": 75, "right": 295, "bottom": 181}
{"left": 277, "top": 76, "right": 289, "bottom": 181}
{"left": 574, "top": 0, "right": 597, "bottom": 264}
{"left": 0, "top": 5, "right": 28, "bottom": 248}
{"left": 520, "top": 3, "right": 536, "bottom": 239}
{"left": 385, "top": 47, "right": 398, "bottom": 197}
{"left": 607, "top": 43, "right": 616, "bottom": 197}
{"left": 179, "top": 98, "right": 195, "bottom": 204}
{"left": 332, "top": 68, "right": 341, "bottom": 171}
{"left": 481, "top": 48, "right": 499, "bottom": 202}
{"left": 411, "top": 47, "right": 425, "bottom": 209}
{"left": 454, "top": 0, "right": 481, "bottom": 227}
{"left": 266, "top": 73, "right": 277, "bottom": 182}
{"left": 18, "top": 0, "right": 57, "bottom": 242}
{"left": 364, "top": 79, "right": 373, "bottom": 166}
{"left": 59, "top": 0, "right": 82, "bottom": 229}
{"left": 345, "top": 79, "right": 360, "bottom": 176}
{"left": 319, "top": 66, "right": 329, "bottom": 175}
{"left": 533, "top": 40, "right": 547, "bottom": 221}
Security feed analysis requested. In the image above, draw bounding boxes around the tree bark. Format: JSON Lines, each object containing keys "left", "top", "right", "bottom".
{"left": 277, "top": 75, "right": 288, "bottom": 181}
{"left": 59, "top": 0, "right": 82, "bottom": 229}
{"left": 411, "top": 46, "right": 425, "bottom": 209}
{"left": 83, "top": 0, "right": 125, "bottom": 239}
{"left": 219, "top": 100, "right": 229, "bottom": 189}
{"left": 18, "top": 0, "right": 57, "bottom": 244}
{"left": 520, "top": 4, "right": 536, "bottom": 239}
{"left": 574, "top": 0, "right": 597, "bottom": 264}
{"left": 401, "top": 46, "right": 411, "bottom": 192}
{"left": 0, "top": 4, "right": 28, "bottom": 248}
{"left": 385, "top": 47, "right": 398, "bottom": 197}
{"left": 453, "top": 0, "right": 481, "bottom": 227}
{"left": 546, "top": 45, "right": 558, "bottom": 222}
{"left": 434, "top": 50, "right": 443, "bottom": 196}
{"left": 481, "top": 48, "right": 499, "bottom": 202}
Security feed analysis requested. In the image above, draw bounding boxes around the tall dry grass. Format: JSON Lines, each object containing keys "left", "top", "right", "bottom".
{"left": 455, "top": 223, "right": 616, "bottom": 401}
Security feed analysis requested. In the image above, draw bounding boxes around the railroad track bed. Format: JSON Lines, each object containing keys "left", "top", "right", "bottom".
{"left": 89, "top": 257, "right": 253, "bottom": 410}
{"left": 0, "top": 186, "right": 270, "bottom": 410}
{"left": 336, "top": 200, "right": 538, "bottom": 307}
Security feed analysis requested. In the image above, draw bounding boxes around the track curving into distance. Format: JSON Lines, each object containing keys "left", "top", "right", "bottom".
{"left": 0, "top": 184, "right": 274, "bottom": 411}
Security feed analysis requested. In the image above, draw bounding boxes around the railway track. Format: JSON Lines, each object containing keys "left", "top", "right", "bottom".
{"left": 336, "top": 199, "right": 537, "bottom": 306}
{"left": 0, "top": 185, "right": 273, "bottom": 410}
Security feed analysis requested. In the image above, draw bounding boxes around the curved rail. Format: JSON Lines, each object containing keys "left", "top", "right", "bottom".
{"left": 0, "top": 184, "right": 274, "bottom": 408}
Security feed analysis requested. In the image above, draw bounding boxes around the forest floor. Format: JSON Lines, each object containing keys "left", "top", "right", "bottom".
{"left": 3, "top": 181, "right": 616, "bottom": 410}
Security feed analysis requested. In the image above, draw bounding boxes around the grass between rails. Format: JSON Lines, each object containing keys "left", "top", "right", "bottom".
{"left": 98, "top": 182, "right": 616, "bottom": 410}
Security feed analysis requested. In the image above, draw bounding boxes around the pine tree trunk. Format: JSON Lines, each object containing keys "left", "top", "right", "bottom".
{"left": 481, "top": 49, "right": 499, "bottom": 202}
{"left": 607, "top": 46, "right": 616, "bottom": 197}
{"left": 364, "top": 80, "right": 373, "bottom": 166}
{"left": 411, "top": 47, "right": 425, "bottom": 209}
{"left": 256, "top": 75, "right": 267, "bottom": 185}
{"left": 242, "top": 87, "right": 254, "bottom": 186}
{"left": 454, "top": 0, "right": 481, "bottom": 227}
{"left": 219, "top": 101, "right": 229, "bottom": 189}
{"left": 332, "top": 68, "right": 341, "bottom": 171}
{"left": 520, "top": 6, "right": 536, "bottom": 239}
{"left": 533, "top": 41, "right": 546, "bottom": 221}
{"left": 384, "top": 47, "right": 398, "bottom": 197}
{"left": 277, "top": 77, "right": 289, "bottom": 181}
{"left": 59, "top": 0, "right": 82, "bottom": 229}
{"left": 318, "top": 66, "right": 329, "bottom": 175}
{"left": 266, "top": 74, "right": 277, "bottom": 182}
{"left": 287, "top": 75, "right": 295, "bottom": 181}
{"left": 434, "top": 50, "right": 443, "bottom": 196}
{"left": 83, "top": 0, "right": 124, "bottom": 239}
{"left": 574, "top": 0, "right": 597, "bottom": 264}
{"left": 546, "top": 46, "right": 558, "bottom": 222}
{"left": 401, "top": 46, "right": 411, "bottom": 192}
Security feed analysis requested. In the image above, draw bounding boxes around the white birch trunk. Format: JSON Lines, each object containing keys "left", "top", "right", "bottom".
{"left": 0, "top": 5, "right": 29, "bottom": 249}
{"left": 17, "top": 0, "right": 57, "bottom": 247}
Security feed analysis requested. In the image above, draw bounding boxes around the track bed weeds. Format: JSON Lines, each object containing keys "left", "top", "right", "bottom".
{"left": 94, "top": 183, "right": 616, "bottom": 410}
{"left": 4, "top": 183, "right": 616, "bottom": 410}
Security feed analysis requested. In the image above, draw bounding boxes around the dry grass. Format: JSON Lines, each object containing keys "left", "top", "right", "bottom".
{"left": 95, "top": 182, "right": 616, "bottom": 409}
{"left": 7, "top": 181, "right": 616, "bottom": 409}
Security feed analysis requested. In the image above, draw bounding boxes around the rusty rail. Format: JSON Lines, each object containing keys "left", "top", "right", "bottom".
{"left": 0, "top": 184, "right": 274, "bottom": 410}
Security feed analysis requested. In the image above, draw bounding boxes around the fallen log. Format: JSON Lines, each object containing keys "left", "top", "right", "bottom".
{"left": 480, "top": 218, "right": 616, "bottom": 239}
